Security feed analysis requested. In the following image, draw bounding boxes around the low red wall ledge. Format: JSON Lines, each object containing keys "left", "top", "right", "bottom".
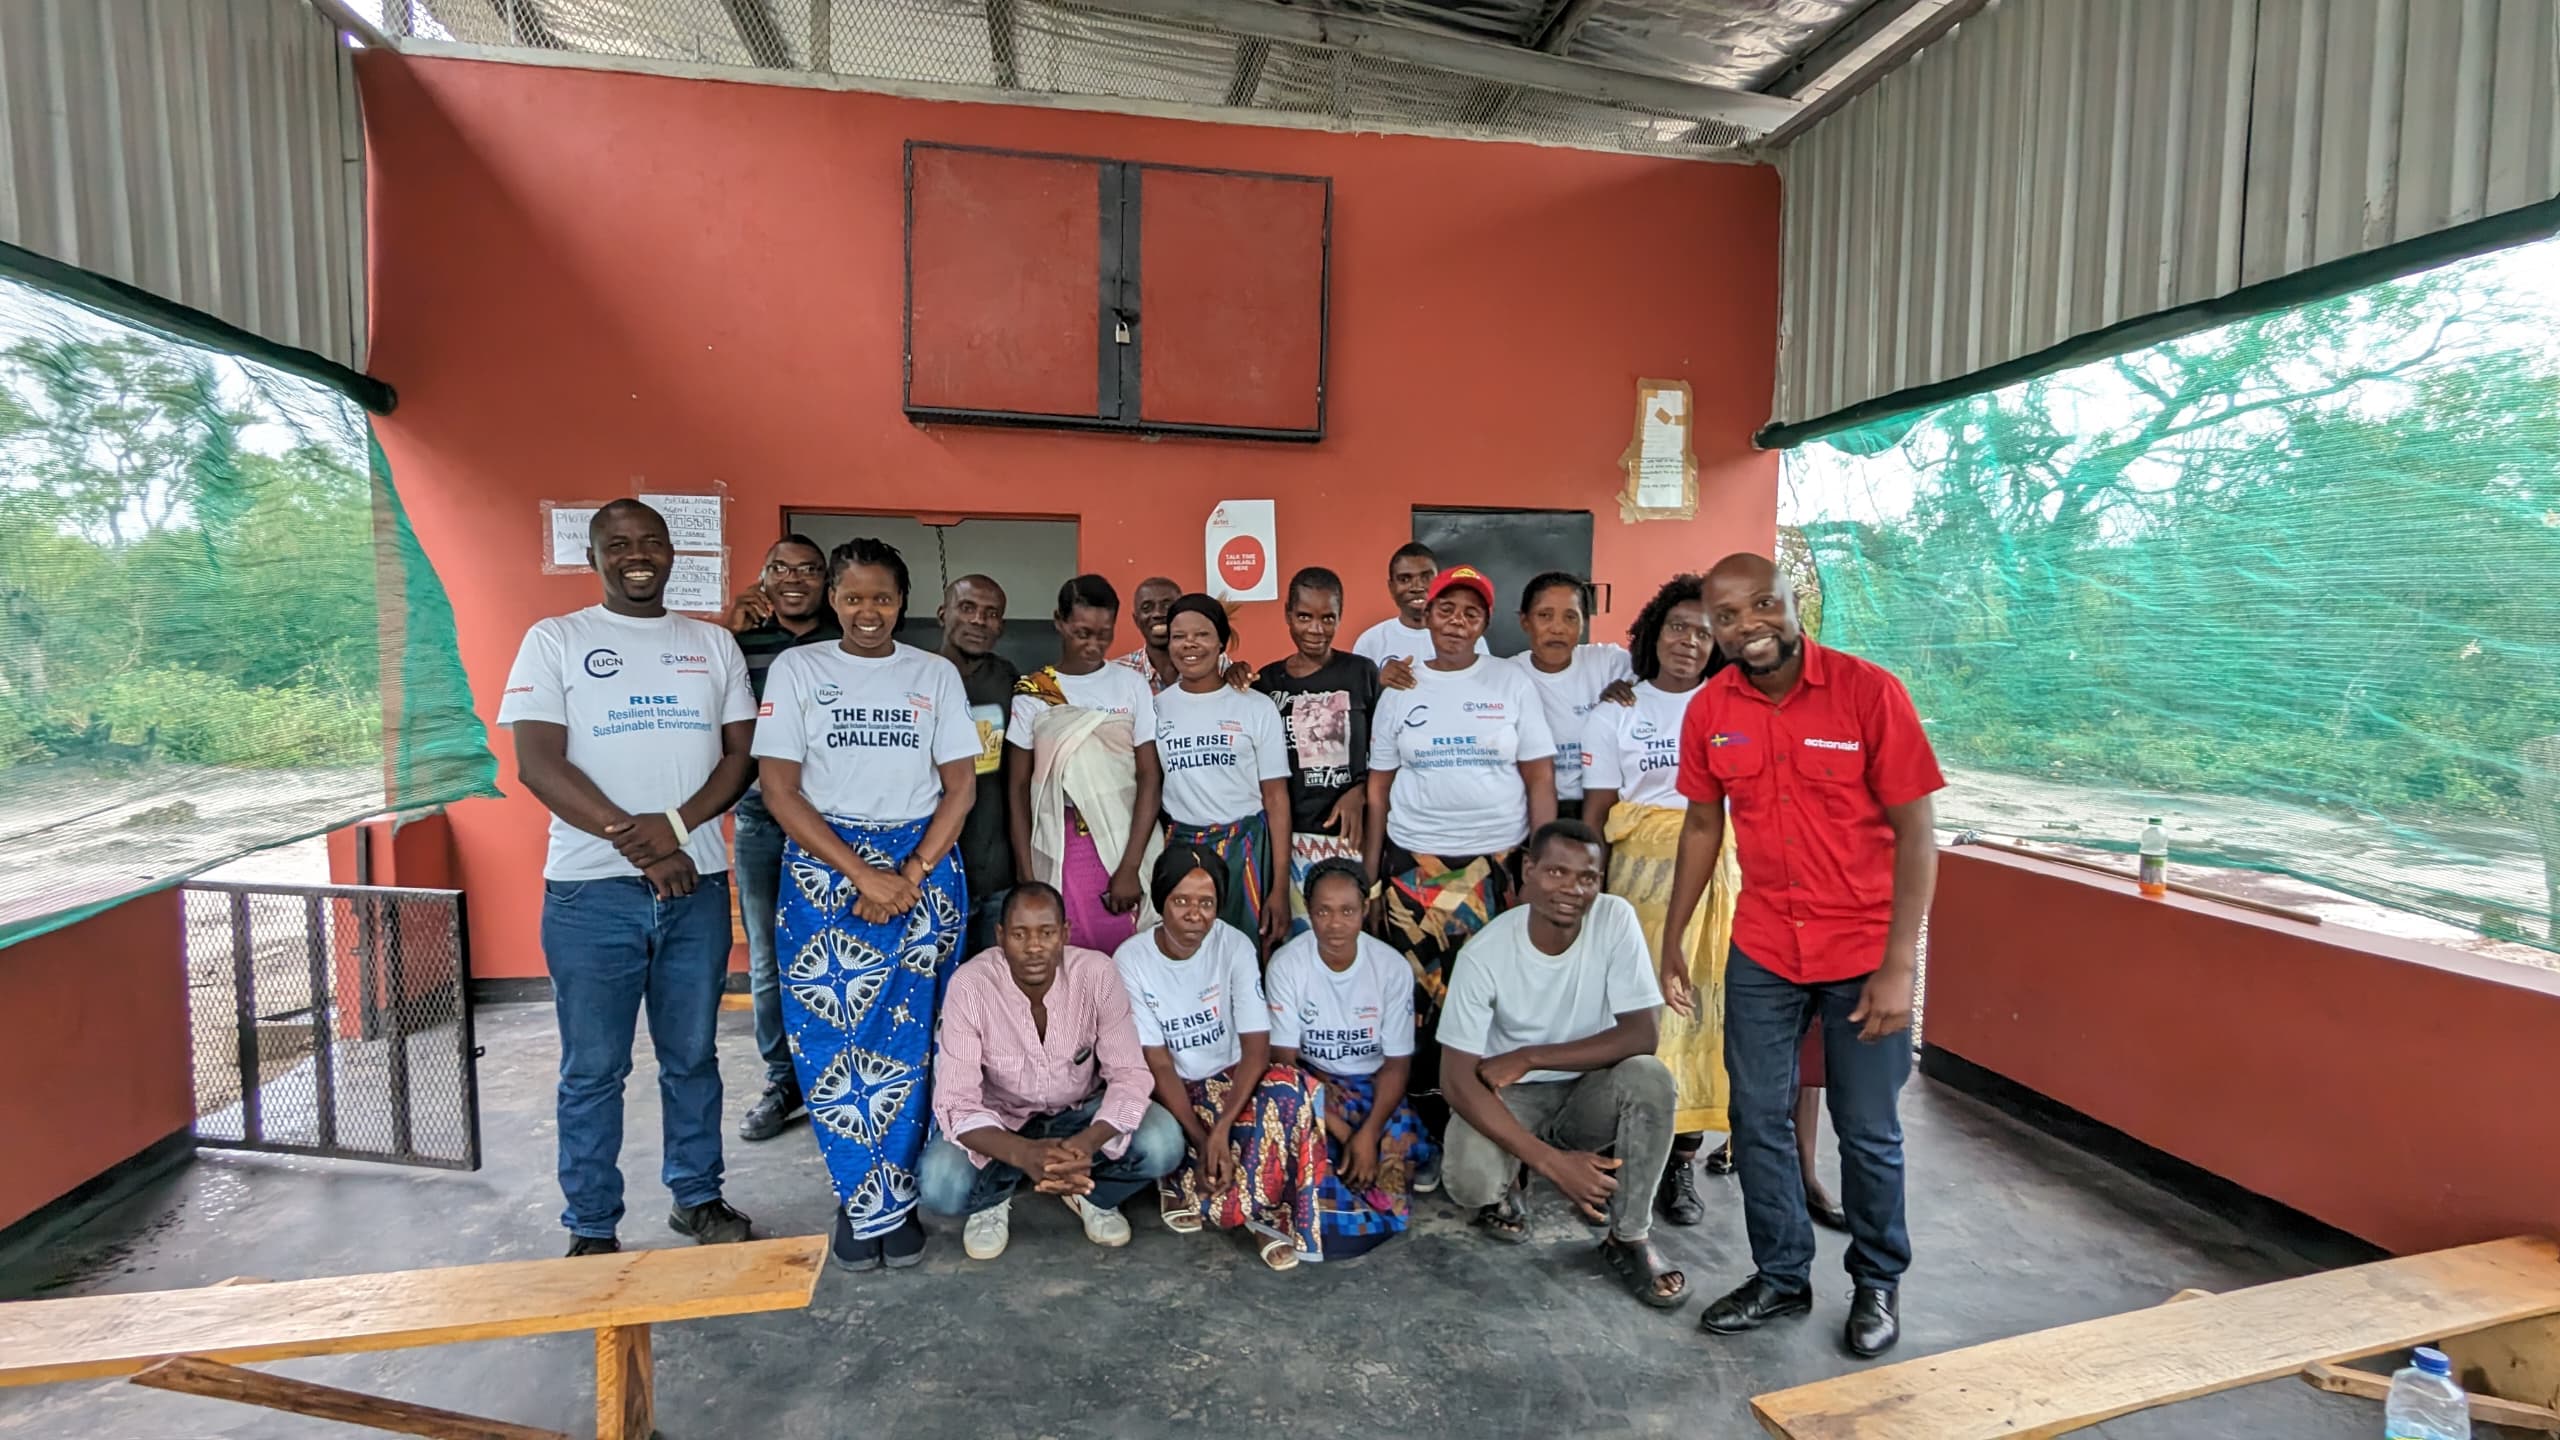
{"left": 1925, "top": 845, "right": 2560, "bottom": 1257}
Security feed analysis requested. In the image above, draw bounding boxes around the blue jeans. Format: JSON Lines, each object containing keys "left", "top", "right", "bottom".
{"left": 917, "top": 1098, "right": 1187, "bottom": 1216}
{"left": 1724, "top": 946, "right": 1912, "bottom": 1293}
{"left": 731, "top": 791, "right": 795, "bottom": 1090}
{"left": 963, "top": 884, "right": 1010, "bottom": 959}
{"left": 541, "top": 873, "right": 733, "bottom": 1238}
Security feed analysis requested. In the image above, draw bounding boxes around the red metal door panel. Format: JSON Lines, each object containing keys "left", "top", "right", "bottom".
{"left": 1137, "top": 167, "right": 1327, "bottom": 434}
{"left": 906, "top": 146, "right": 1101, "bottom": 419}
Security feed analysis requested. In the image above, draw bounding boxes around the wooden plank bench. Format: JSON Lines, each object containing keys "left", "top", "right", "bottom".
{"left": 1751, "top": 1235, "right": 2560, "bottom": 1438}
{"left": 0, "top": 1236, "right": 826, "bottom": 1439}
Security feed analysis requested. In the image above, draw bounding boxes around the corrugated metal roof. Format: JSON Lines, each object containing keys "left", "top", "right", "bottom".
{"left": 1772, "top": 0, "right": 2560, "bottom": 433}
{"left": 0, "top": 0, "right": 367, "bottom": 369}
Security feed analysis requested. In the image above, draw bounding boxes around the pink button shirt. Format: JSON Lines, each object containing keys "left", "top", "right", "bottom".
{"left": 932, "top": 945, "right": 1155, "bottom": 1166}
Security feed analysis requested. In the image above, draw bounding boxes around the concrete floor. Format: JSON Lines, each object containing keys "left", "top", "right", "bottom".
{"left": 0, "top": 1003, "right": 2456, "bottom": 1438}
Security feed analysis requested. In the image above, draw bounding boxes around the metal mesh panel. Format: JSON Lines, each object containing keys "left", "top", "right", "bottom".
{"left": 183, "top": 882, "right": 481, "bottom": 1169}
{"left": 399, "top": 0, "right": 1764, "bottom": 159}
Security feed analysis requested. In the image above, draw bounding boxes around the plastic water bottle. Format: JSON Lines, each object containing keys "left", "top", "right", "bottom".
{"left": 2384, "top": 1347, "right": 2471, "bottom": 1439}
{"left": 2137, "top": 817, "right": 2168, "bottom": 899}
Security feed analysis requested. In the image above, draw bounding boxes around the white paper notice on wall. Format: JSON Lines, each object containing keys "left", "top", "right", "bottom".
{"left": 1618, "top": 378, "right": 1699, "bottom": 523}
{"left": 664, "top": 552, "right": 726, "bottom": 614}
{"left": 640, "top": 492, "right": 725, "bottom": 552}
{"left": 543, "top": 502, "right": 603, "bottom": 573}
{"left": 1204, "top": 500, "right": 1278, "bottom": 602}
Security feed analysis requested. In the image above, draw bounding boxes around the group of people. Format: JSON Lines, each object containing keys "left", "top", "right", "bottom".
{"left": 499, "top": 499, "right": 1939, "bottom": 1357}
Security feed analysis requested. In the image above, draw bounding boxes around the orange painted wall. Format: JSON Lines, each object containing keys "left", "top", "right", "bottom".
{"left": 1926, "top": 848, "right": 2560, "bottom": 1256}
{"left": 0, "top": 892, "right": 194, "bottom": 1231}
{"left": 358, "top": 55, "right": 1782, "bottom": 978}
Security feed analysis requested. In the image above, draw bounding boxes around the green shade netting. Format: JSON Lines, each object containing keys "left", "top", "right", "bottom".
{"left": 0, "top": 274, "right": 497, "bottom": 947}
{"left": 1782, "top": 237, "right": 2560, "bottom": 956}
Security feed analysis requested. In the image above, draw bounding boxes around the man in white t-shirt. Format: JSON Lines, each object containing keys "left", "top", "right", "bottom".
{"left": 495, "top": 499, "right": 760, "bottom": 1258}
{"left": 1350, "top": 541, "right": 1490, "bottom": 666}
{"left": 1438, "top": 818, "right": 1683, "bottom": 1311}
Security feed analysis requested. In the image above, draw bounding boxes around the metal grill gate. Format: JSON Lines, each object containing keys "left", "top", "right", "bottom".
{"left": 180, "top": 881, "right": 482, "bottom": 1170}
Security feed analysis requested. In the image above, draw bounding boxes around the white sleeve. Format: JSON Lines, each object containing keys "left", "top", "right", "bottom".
{"left": 1602, "top": 898, "right": 1666, "bottom": 1014}
{"left": 1378, "top": 942, "right": 1416, "bottom": 1058}
{"left": 494, "top": 622, "right": 567, "bottom": 726}
{"left": 1247, "top": 694, "right": 1291, "bottom": 782}
{"left": 1434, "top": 930, "right": 1499, "bottom": 1057}
{"left": 1006, "top": 692, "right": 1042, "bottom": 749}
{"left": 1473, "top": 633, "right": 1492, "bottom": 656}
{"left": 1262, "top": 950, "right": 1303, "bottom": 1050}
{"left": 751, "top": 652, "right": 807, "bottom": 762}
{"left": 1596, "top": 644, "right": 1635, "bottom": 685}
{"left": 1115, "top": 951, "right": 1166, "bottom": 1047}
{"left": 713, "top": 631, "right": 757, "bottom": 725}
{"left": 1230, "top": 933, "right": 1270, "bottom": 1034}
{"left": 1127, "top": 672, "right": 1159, "bottom": 751}
{"left": 1367, "top": 692, "right": 1403, "bottom": 772}
{"left": 1511, "top": 670, "right": 1558, "bottom": 762}
{"left": 929, "top": 663, "right": 983, "bottom": 767}
{"left": 1351, "top": 624, "right": 1382, "bottom": 665}
{"left": 1581, "top": 703, "right": 1626, "bottom": 792}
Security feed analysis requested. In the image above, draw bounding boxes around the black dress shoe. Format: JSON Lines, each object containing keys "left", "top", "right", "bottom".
{"left": 1656, "top": 1159, "right": 1706, "bottom": 1227}
{"left": 1844, "top": 1283, "right": 1900, "bottom": 1357}
{"left": 565, "top": 1234, "right": 620, "bottom": 1258}
{"left": 1697, "top": 1275, "right": 1814, "bottom": 1334}
{"left": 738, "top": 1079, "right": 803, "bottom": 1141}
{"left": 1808, "top": 1192, "right": 1851, "bottom": 1232}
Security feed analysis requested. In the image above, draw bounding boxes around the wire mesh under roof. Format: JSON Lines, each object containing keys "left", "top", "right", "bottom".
{"left": 388, "top": 0, "right": 1864, "bottom": 156}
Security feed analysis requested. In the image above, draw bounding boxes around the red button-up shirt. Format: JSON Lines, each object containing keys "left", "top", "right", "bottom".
{"left": 1675, "top": 639, "right": 1943, "bottom": 984}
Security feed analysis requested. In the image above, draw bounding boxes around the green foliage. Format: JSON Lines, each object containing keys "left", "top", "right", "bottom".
{"left": 1788, "top": 242, "right": 2560, "bottom": 947}
{"left": 0, "top": 333, "right": 384, "bottom": 768}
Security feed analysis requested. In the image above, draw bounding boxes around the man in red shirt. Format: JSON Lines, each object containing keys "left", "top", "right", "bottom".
{"left": 1661, "top": 553, "right": 1941, "bottom": 1358}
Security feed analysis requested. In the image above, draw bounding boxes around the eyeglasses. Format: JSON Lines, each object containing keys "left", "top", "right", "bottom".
{"left": 766, "top": 561, "right": 824, "bottom": 580}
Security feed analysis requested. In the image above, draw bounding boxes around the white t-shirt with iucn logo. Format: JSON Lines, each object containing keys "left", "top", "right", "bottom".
{"left": 1153, "top": 684, "right": 1290, "bottom": 827}
{"left": 496, "top": 606, "right": 756, "bottom": 881}
{"left": 1113, "top": 922, "right": 1269, "bottom": 1082}
{"left": 1263, "top": 931, "right": 1415, "bottom": 1078}
{"left": 750, "top": 642, "right": 982, "bottom": 822}
{"left": 1509, "top": 643, "right": 1635, "bottom": 802}
{"left": 1368, "top": 658, "right": 1559, "bottom": 856}
{"left": 1582, "top": 680, "right": 1696, "bottom": 809}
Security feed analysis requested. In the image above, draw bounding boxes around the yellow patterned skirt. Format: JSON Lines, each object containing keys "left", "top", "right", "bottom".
{"left": 1602, "top": 802, "right": 1739, "bottom": 1135}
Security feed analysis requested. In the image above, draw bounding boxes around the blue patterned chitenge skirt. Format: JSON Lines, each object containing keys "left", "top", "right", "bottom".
{"left": 775, "top": 813, "right": 967, "bottom": 1239}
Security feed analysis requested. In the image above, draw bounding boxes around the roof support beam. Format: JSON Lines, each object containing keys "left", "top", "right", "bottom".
{"left": 1069, "top": 0, "right": 1802, "bottom": 132}
{"left": 1462, "top": 0, "right": 1607, "bottom": 128}
{"left": 1224, "top": 37, "right": 1269, "bottom": 107}
{"left": 1758, "top": 0, "right": 1987, "bottom": 142}
{"left": 718, "top": 0, "right": 794, "bottom": 67}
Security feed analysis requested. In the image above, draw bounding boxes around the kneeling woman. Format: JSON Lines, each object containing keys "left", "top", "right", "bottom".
{"left": 1264, "top": 858, "right": 1432, "bottom": 1259}
{"left": 754, "top": 538, "right": 984, "bottom": 1270}
{"left": 1114, "top": 846, "right": 1328, "bottom": 1270}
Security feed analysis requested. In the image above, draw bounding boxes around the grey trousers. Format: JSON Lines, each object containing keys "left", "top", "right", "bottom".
{"left": 1443, "top": 1053, "right": 1677, "bottom": 1243}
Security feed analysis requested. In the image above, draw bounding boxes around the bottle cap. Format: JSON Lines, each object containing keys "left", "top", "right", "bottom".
{"left": 2414, "top": 1346, "right": 2452, "bottom": 1377}
{"left": 2147, "top": 816, "right": 2163, "bottom": 825}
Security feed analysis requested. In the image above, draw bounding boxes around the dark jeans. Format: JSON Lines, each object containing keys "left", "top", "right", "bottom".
{"left": 963, "top": 883, "right": 1009, "bottom": 960}
{"left": 731, "top": 790, "right": 795, "bottom": 1090}
{"left": 1725, "top": 946, "right": 1912, "bottom": 1292}
{"left": 540, "top": 873, "right": 732, "bottom": 1238}
{"left": 917, "top": 1097, "right": 1187, "bottom": 1216}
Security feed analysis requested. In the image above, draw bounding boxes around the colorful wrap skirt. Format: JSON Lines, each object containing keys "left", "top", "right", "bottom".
{"left": 1167, "top": 812, "right": 1272, "bottom": 940}
{"left": 1305, "top": 1065, "right": 1432, "bottom": 1260}
{"left": 776, "top": 814, "right": 967, "bottom": 1239}
{"left": 1160, "top": 1064, "right": 1329, "bottom": 1259}
{"left": 1369, "top": 839, "right": 1517, "bottom": 1110}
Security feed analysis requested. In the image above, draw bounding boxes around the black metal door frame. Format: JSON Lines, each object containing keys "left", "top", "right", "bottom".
{"left": 182, "top": 880, "right": 482, "bottom": 1171}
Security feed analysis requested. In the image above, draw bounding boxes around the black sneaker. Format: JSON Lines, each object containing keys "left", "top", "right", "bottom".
{"left": 738, "top": 1080, "right": 803, "bottom": 1141}
{"left": 831, "top": 1211, "right": 883, "bottom": 1272}
{"left": 668, "top": 1197, "right": 753, "bottom": 1245}
{"left": 1656, "top": 1158, "right": 1707, "bottom": 1227}
{"left": 566, "top": 1235, "right": 620, "bottom": 1258}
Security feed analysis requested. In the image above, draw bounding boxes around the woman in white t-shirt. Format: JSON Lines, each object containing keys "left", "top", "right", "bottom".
{"left": 1361, "top": 563, "right": 1557, "bottom": 1143}
{"left": 1005, "top": 575, "right": 1164, "bottom": 957}
{"left": 1154, "top": 593, "right": 1294, "bottom": 948}
{"left": 1509, "top": 571, "right": 1635, "bottom": 807}
{"left": 752, "top": 537, "right": 984, "bottom": 1272}
{"left": 1265, "top": 857, "right": 1430, "bottom": 1259}
{"left": 1579, "top": 572, "right": 1742, "bottom": 1232}
{"left": 1115, "top": 846, "right": 1327, "bottom": 1271}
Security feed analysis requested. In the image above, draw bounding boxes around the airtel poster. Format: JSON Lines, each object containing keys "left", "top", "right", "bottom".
{"left": 1204, "top": 500, "right": 1278, "bottom": 602}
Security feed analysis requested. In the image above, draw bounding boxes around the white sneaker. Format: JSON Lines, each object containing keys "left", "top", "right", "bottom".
{"left": 963, "top": 1198, "right": 1011, "bottom": 1260}
{"left": 1062, "top": 1193, "right": 1133, "bottom": 1248}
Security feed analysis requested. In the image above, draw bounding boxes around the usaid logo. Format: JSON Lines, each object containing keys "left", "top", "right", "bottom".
{"left": 661, "top": 652, "right": 709, "bottom": 667}
{"left": 1461, "top": 700, "right": 1505, "bottom": 717}
{"left": 583, "top": 648, "right": 623, "bottom": 678}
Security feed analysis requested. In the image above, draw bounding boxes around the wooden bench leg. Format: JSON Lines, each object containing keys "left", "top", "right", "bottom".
{"left": 130, "top": 1355, "right": 569, "bottom": 1440}
{"left": 595, "top": 1324, "right": 653, "bottom": 1440}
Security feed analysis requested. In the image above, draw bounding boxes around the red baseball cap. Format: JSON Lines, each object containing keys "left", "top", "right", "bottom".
{"left": 1426, "top": 564, "right": 1497, "bottom": 608}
